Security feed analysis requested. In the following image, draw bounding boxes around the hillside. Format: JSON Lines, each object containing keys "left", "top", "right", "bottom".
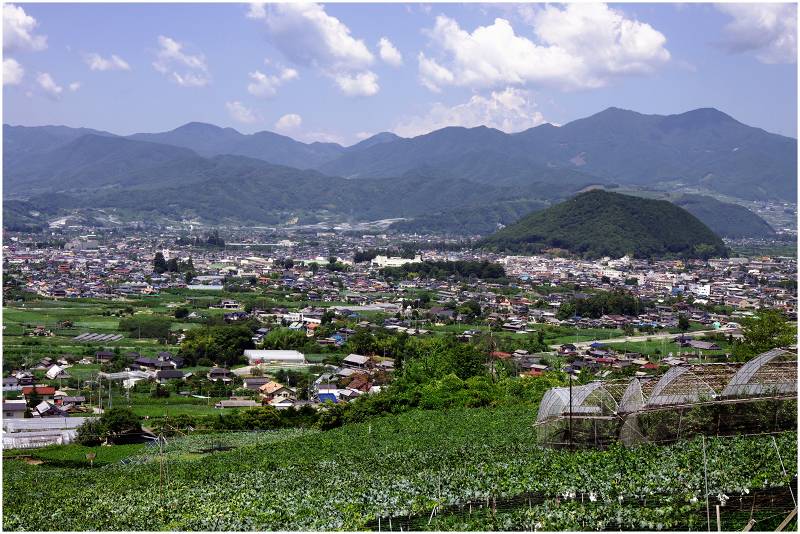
{"left": 3, "top": 408, "right": 795, "bottom": 530}
{"left": 673, "top": 194, "right": 776, "bottom": 238}
{"left": 479, "top": 190, "right": 728, "bottom": 259}
{"left": 390, "top": 199, "right": 548, "bottom": 235}
{"left": 4, "top": 135, "right": 202, "bottom": 195}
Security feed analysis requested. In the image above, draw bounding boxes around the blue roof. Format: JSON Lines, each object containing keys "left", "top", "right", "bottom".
{"left": 590, "top": 342, "right": 606, "bottom": 348}
{"left": 318, "top": 393, "right": 338, "bottom": 404}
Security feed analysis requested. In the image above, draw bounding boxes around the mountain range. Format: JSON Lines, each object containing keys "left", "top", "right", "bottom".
{"left": 3, "top": 106, "right": 795, "bottom": 231}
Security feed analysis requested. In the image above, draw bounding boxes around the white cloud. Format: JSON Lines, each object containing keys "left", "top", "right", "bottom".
{"left": 153, "top": 35, "right": 210, "bottom": 87}
{"left": 716, "top": 4, "right": 796, "bottom": 64}
{"left": 69, "top": 82, "right": 81, "bottom": 92}
{"left": 354, "top": 131, "right": 373, "bottom": 140}
{"left": 3, "top": 57, "right": 24, "bottom": 85}
{"left": 275, "top": 113, "right": 303, "bottom": 132}
{"left": 333, "top": 71, "right": 379, "bottom": 96}
{"left": 246, "top": 2, "right": 266, "bottom": 20}
{"left": 248, "top": 3, "right": 379, "bottom": 96}
{"left": 3, "top": 3, "right": 47, "bottom": 52}
{"left": 247, "top": 66, "right": 298, "bottom": 98}
{"left": 36, "top": 72, "right": 63, "bottom": 99}
{"left": 378, "top": 37, "right": 403, "bottom": 66}
{"left": 85, "top": 53, "right": 131, "bottom": 71}
{"left": 419, "top": 4, "right": 670, "bottom": 92}
{"left": 225, "top": 101, "right": 257, "bottom": 124}
{"left": 393, "top": 87, "right": 547, "bottom": 138}
{"left": 418, "top": 53, "right": 454, "bottom": 93}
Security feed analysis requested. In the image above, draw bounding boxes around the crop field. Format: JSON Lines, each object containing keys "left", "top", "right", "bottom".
{"left": 3, "top": 406, "right": 796, "bottom": 531}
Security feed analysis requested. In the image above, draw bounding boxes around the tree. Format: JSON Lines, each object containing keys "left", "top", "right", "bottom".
{"left": 75, "top": 418, "right": 106, "bottom": 446}
{"left": 185, "top": 271, "right": 194, "bottom": 284}
{"left": 733, "top": 309, "right": 795, "bottom": 360}
{"left": 99, "top": 407, "right": 142, "bottom": 443}
{"left": 166, "top": 258, "right": 179, "bottom": 272}
{"left": 153, "top": 252, "right": 167, "bottom": 274}
{"left": 677, "top": 314, "right": 690, "bottom": 333}
{"left": 174, "top": 307, "right": 189, "bottom": 319}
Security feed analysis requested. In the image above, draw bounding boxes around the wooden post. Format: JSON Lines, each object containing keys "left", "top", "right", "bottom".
{"left": 742, "top": 519, "right": 756, "bottom": 531}
{"left": 716, "top": 504, "right": 721, "bottom": 531}
{"left": 774, "top": 508, "right": 797, "bottom": 532}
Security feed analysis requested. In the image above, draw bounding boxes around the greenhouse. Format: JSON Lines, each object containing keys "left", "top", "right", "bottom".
{"left": 535, "top": 348, "right": 797, "bottom": 447}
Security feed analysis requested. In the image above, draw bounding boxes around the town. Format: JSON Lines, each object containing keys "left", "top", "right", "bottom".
{"left": 3, "top": 223, "right": 796, "bottom": 449}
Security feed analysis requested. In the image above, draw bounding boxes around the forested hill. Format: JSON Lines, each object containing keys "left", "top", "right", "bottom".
{"left": 479, "top": 190, "right": 728, "bottom": 259}
{"left": 673, "top": 194, "right": 775, "bottom": 238}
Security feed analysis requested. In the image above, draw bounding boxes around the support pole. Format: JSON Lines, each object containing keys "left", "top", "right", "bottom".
{"left": 772, "top": 436, "right": 796, "bottom": 507}
{"left": 716, "top": 504, "right": 721, "bottom": 532}
{"left": 774, "top": 508, "right": 797, "bottom": 532}
{"left": 703, "top": 435, "right": 711, "bottom": 532}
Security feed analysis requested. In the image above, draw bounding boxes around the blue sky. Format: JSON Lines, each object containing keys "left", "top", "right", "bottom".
{"left": 3, "top": 2, "right": 797, "bottom": 144}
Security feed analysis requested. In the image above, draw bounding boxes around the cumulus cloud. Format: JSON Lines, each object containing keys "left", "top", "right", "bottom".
{"left": 394, "top": 87, "right": 547, "bottom": 138}
{"left": 3, "top": 3, "right": 47, "bottom": 52}
{"left": 153, "top": 35, "right": 210, "bottom": 87}
{"left": 69, "top": 82, "right": 81, "bottom": 92}
{"left": 716, "top": 3, "right": 796, "bottom": 64}
{"left": 36, "top": 72, "right": 63, "bottom": 99}
{"left": 247, "top": 66, "right": 298, "bottom": 98}
{"left": 3, "top": 57, "right": 24, "bottom": 85}
{"left": 275, "top": 113, "right": 303, "bottom": 132}
{"left": 418, "top": 4, "right": 670, "bottom": 92}
{"left": 333, "top": 71, "right": 379, "bottom": 96}
{"left": 248, "top": 3, "right": 379, "bottom": 96}
{"left": 85, "top": 52, "right": 131, "bottom": 71}
{"left": 225, "top": 101, "right": 257, "bottom": 124}
{"left": 378, "top": 37, "right": 403, "bottom": 66}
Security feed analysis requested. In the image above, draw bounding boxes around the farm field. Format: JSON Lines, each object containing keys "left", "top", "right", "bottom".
{"left": 3, "top": 406, "right": 796, "bottom": 531}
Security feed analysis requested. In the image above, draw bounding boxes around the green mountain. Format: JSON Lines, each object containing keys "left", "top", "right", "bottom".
{"left": 479, "top": 190, "right": 728, "bottom": 259}
{"left": 319, "top": 108, "right": 797, "bottom": 202}
{"left": 390, "top": 199, "right": 548, "bottom": 235}
{"left": 4, "top": 134, "right": 201, "bottom": 195}
{"left": 673, "top": 194, "right": 775, "bottom": 238}
{"left": 128, "top": 122, "right": 347, "bottom": 169}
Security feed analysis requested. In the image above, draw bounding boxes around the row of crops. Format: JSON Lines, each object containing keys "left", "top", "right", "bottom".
{"left": 3, "top": 405, "right": 797, "bottom": 531}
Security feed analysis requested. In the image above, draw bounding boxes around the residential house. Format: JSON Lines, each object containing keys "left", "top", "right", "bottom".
{"left": 242, "top": 377, "right": 270, "bottom": 391}
{"left": 155, "top": 369, "right": 185, "bottom": 384}
{"left": 259, "top": 381, "right": 296, "bottom": 402}
{"left": 207, "top": 367, "right": 234, "bottom": 382}
{"left": 3, "top": 399, "right": 27, "bottom": 419}
{"left": 342, "top": 354, "right": 371, "bottom": 369}
{"left": 22, "top": 386, "right": 56, "bottom": 402}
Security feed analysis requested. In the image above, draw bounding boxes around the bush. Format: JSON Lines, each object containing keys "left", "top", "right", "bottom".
{"left": 75, "top": 419, "right": 106, "bottom": 446}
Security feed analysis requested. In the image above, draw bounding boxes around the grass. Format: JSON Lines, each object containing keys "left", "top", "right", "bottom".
{"left": 3, "top": 443, "right": 146, "bottom": 467}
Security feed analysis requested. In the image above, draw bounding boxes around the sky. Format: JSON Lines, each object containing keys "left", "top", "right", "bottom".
{"left": 2, "top": 2, "right": 797, "bottom": 145}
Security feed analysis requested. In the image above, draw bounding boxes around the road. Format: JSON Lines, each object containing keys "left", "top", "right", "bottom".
{"left": 548, "top": 327, "right": 737, "bottom": 350}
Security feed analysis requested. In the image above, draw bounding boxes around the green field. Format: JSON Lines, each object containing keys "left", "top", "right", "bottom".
{"left": 2, "top": 406, "right": 796, "bottom": 531}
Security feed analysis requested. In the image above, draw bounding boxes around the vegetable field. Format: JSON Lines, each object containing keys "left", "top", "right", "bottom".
{"left": 3, "top": 406, "right": 796, "bottom": 531}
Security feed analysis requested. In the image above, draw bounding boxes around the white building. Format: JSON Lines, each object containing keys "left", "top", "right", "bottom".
{"left": 370, "top": 255, "right": 422, "bottom": 268}
{"left": 243, "top": 350, "right": 306, "bottom": 365}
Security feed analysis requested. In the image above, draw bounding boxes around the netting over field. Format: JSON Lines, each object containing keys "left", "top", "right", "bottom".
{"left": 536, "top": 348, "right": 798, "bottom": 447}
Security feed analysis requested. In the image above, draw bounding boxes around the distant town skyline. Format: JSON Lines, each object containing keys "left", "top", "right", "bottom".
{"left": 3, "top": 2, "right": 797, "bottom": 143}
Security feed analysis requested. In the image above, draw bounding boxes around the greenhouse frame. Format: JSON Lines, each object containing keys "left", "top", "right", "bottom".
{"left": 535, "top": 348, "right": 797, "bottom": 447}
